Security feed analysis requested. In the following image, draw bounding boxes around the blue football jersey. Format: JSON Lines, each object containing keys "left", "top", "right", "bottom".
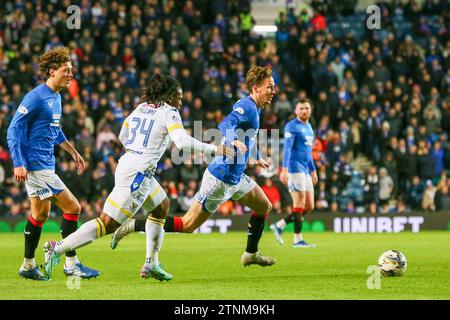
{"left": 7, "top": 83, "right": 67, "bottom": 171}
{"left": 282, "top": 118, "right": 316, "bottom": 174}
{"left": 208, "top": 96, "right": 261, "bottom": 185}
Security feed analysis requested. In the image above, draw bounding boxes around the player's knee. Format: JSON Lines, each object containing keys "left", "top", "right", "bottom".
{"left": 260, "top": 201, "right": 272, "bottom": 215}
{"left": 181, "top": 218, "right": 196, "bottom": 233}
{"left": 73, "top": 202, "right": 82, "bottom": 214}
{"left": 150, "top": 198, "right": 170, "bottom": 219}
{"left": 159, "top": 198, "right": 170, "bottom": 218}
{"left": 34, "top": 212, "right": 50, "bottom": 223}
{"left": 182, "top": 223, "right": 196, "bottom": 233}
{"left": 99, "top": 213, "right": 120, "bottom": 234}
{"left": 66, "top": 200, "right": 81, "bottom": 214}
{"left": 305, "top": 203, "right": 314, "bottom": 213}
{"left": 267, "top": 201, "right": 273, "bottom": 214}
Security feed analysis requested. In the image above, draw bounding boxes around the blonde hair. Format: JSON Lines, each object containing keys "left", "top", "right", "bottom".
{"left": 38, "top": 47, "right": 71, "bottom": 78}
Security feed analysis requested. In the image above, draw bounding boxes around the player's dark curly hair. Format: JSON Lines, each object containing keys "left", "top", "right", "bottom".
{"left": 141, "top": 74, "right": 181, "bottom": 107}
{"left": 38, "top": 46, "right": 71, "bottom": 78}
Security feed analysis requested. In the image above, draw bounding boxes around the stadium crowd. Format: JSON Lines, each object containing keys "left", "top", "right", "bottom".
{"left": 0, "top": 0, "right": 449, "bottom": 218}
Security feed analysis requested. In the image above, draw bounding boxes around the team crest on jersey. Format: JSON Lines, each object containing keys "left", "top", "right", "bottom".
{"left": 17, "top": 104, "right": 28, "bottom": 114}
{"left": 235, "top": 107, "right": 244, "bottom": 115}
{"left": 285, "top": 132, "right": 292, "bottom": 138}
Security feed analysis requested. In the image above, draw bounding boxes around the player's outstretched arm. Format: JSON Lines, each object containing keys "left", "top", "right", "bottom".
{"left": 170, "top": 127, "right": 235, "bottom": 157}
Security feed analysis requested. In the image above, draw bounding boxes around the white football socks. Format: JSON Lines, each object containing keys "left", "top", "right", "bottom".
{"left": 294, "top": 233, "right": 304, "bottom": 243}
{"left": 22, "top": 258, "right": 36, "bottom": 270}
{"left": 64, "top": 255, "right": 80, "bottom": 268}
{"left": 145, "top": 216, "right": 166, "bottom": 266}
{"left": 276, "top": 219, "right": 286, "bottom": 230}
{"left": 55, "top": 218, "right": 106, "bottom": 255}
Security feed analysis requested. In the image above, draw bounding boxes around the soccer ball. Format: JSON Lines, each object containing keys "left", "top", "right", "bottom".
{"left": 378, "top": 250, "right": 407, "bottom": 277}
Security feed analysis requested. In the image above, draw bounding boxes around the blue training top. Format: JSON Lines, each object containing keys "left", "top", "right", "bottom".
{"left": 208, "top": 96, "right": 261, "bottom": 185}
{"left": 7, "top": 83, "right": 67, "bottom": 171}
{"left": 282, "top": 118, "right": 316, "bottom": 174}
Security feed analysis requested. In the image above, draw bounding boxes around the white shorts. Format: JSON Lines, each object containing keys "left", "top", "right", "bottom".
{"left": 194, "top": 169, "right": 256, "bottom": 214}
{"left": 25, "top": 169, "right": 67, "bottom": 200}
{"left": 287, "top": 172, "right": 314, "bottom": 193}
{"left": 103, "top": 163, "right": 167, "bottom": 225}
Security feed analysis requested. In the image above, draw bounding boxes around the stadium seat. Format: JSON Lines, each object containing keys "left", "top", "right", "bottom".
{"left": 0, "top": 221, "right": 12, "bottom": 232}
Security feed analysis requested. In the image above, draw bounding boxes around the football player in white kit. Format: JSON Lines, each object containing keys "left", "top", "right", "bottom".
{"left": 43, "top": 74, "right": 233, "bottom": 281}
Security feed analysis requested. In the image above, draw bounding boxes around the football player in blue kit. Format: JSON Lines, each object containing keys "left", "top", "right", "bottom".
{"left": 270, "top": 99, "right": 318, "bottom": 248}
{"left": 112, "top": 66, "right": 277, "bottom": 267}
{"left": 7, "top": 47, "right": 99, "bottom": 280}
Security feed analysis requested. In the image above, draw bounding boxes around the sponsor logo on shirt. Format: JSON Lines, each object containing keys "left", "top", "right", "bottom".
{"left": 50, "top": 114, "right": 61, "bottom": 127}
{"left": 132, "top": 192, "right": 144, "bottom": 202}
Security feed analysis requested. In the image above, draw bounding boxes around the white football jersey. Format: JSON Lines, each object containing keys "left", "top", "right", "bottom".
{"left": 117, "top": 102, "right": 183, "bottom": 174}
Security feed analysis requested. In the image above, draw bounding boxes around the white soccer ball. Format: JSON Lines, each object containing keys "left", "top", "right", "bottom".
{"left": 378, "top": 250, "right": 407, "bottom": 277}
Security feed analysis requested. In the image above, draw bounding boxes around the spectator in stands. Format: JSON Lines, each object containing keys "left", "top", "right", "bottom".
{"left": 408, "top": 176, "right": 424, "bottom": 209}
{"left": 365, "top": 166, "right": 379, "bottom": 205}
{"left": 422, "top": 179, "right": 437, "bottom": 211}
{"left": 379, "top": 167, "right": 394, "bottom": 206}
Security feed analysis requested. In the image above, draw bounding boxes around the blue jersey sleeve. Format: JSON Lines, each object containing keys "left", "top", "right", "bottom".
{"left": 6, "top": 93, "right": 39, "bottom": 167}
{"left": 218, "top": 102, "right": 249, "bottom": 144}
{"left": 282, "top": 124, "right": 294, "bottom": 169}
{"left": 55, "top": 127, "right": 68, "bottom": 145}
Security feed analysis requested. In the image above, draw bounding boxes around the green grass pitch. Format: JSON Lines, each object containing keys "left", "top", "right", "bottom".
{"left": 0, "top": 231, "right": 449, "bottom": 300}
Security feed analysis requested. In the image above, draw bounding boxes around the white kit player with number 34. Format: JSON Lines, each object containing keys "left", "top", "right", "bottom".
{"left": 43, "top": 74, "right": 234, "bottom": 281}
{"left": 104, "top": 98, "right": 187, "bottom": 223}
